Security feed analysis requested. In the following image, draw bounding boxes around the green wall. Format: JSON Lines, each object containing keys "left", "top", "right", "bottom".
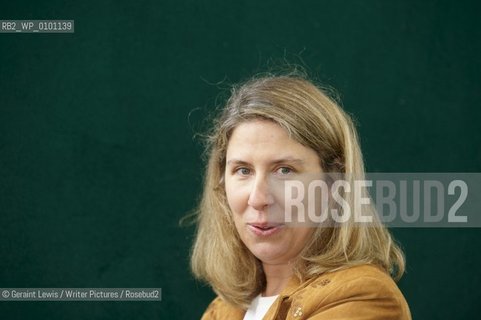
{"left": 1, "top": 0, "right": 480, "bottom": 318}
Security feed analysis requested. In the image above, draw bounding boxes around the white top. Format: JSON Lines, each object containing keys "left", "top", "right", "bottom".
{"left": 243, "top": 294, "right": 279, "bottom": 320}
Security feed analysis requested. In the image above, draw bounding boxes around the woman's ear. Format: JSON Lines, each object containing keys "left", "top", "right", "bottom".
{"left": 328, "top": 156, "right": 345, "bottom": 172}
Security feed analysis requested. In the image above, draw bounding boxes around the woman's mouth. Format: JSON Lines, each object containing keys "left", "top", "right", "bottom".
{"left": 247, "top": 223, "right": 284, "bottom": 237}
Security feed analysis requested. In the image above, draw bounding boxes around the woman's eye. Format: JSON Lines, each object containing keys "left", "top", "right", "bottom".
{"left": 277, "top": 167, "right": 293, "bottom": 175}
{"left": 235, "top": 167, "right": 251, "bottom": 176}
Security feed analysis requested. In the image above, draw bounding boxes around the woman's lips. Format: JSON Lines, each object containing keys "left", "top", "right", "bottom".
{"left": 247, "top": 223, "right": 284, "bottom": 236}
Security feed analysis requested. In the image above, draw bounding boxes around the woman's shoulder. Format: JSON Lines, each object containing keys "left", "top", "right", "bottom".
{"left": 310, "top": 264, "right": 398, "bottom": 288}
{"left": 200, "top": 296, "right": 245, "bottom": 320}
{"left": 306, "top": 264, "right": 407, "bottom": 301}
{"left": 286, "top": 264, "right": 411, "bottom": 319}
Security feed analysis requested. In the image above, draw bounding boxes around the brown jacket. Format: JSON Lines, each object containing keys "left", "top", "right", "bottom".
{"left": 201, "top": 264, "right": 411, "bottom": 320}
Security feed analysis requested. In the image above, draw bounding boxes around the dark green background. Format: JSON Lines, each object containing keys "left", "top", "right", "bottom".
{"left": 1, "top": 0, "right": 480, "bottom": 319}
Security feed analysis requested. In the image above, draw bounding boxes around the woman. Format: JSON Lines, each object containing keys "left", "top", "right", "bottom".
{"left": 191, "top": 74, "right": 411, "bottom": 319}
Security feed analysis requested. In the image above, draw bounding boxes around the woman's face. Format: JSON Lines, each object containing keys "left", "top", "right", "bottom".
{"left": 225, "top": 119, "right": 322, "bottom": 266}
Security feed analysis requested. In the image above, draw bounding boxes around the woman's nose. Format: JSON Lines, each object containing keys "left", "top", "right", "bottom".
{"left": 247, "top": 176, "right": 274, "bottom": 210}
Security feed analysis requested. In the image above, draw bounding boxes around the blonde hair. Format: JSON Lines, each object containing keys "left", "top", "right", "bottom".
{"left": 191, "top": 74, "right": 405, "bottom": 308}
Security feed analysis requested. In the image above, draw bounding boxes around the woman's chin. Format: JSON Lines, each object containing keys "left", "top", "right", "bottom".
{"left": 248, "top": 244, "right": 288, "bottom": 264}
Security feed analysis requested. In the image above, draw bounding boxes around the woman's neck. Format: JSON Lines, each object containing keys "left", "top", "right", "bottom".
{"left": 262, "top": 262, "right": 293, "bottom": 297}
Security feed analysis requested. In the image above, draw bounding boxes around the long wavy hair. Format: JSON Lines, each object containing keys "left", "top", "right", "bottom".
{"left": 190, "top": 73, "right": 405, "bottom": 308}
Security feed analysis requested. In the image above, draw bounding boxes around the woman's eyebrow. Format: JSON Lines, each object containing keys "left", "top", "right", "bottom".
{"left": 226, "top": 158, "right": 305, "bottom": 166}
{"left": 226, "top": 159, "right": 250, "bottom": 166}
{"left": 271, "top": 158, "right": 305, "bottom": 165}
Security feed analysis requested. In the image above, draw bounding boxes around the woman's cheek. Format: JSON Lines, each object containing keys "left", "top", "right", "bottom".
{"left": 226, "top": 181, "right": 250, "bottom": 214}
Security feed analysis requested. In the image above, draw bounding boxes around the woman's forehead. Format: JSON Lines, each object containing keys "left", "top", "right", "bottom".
{"left": 225, "top": 120, "right": 320, "bottom": 167}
